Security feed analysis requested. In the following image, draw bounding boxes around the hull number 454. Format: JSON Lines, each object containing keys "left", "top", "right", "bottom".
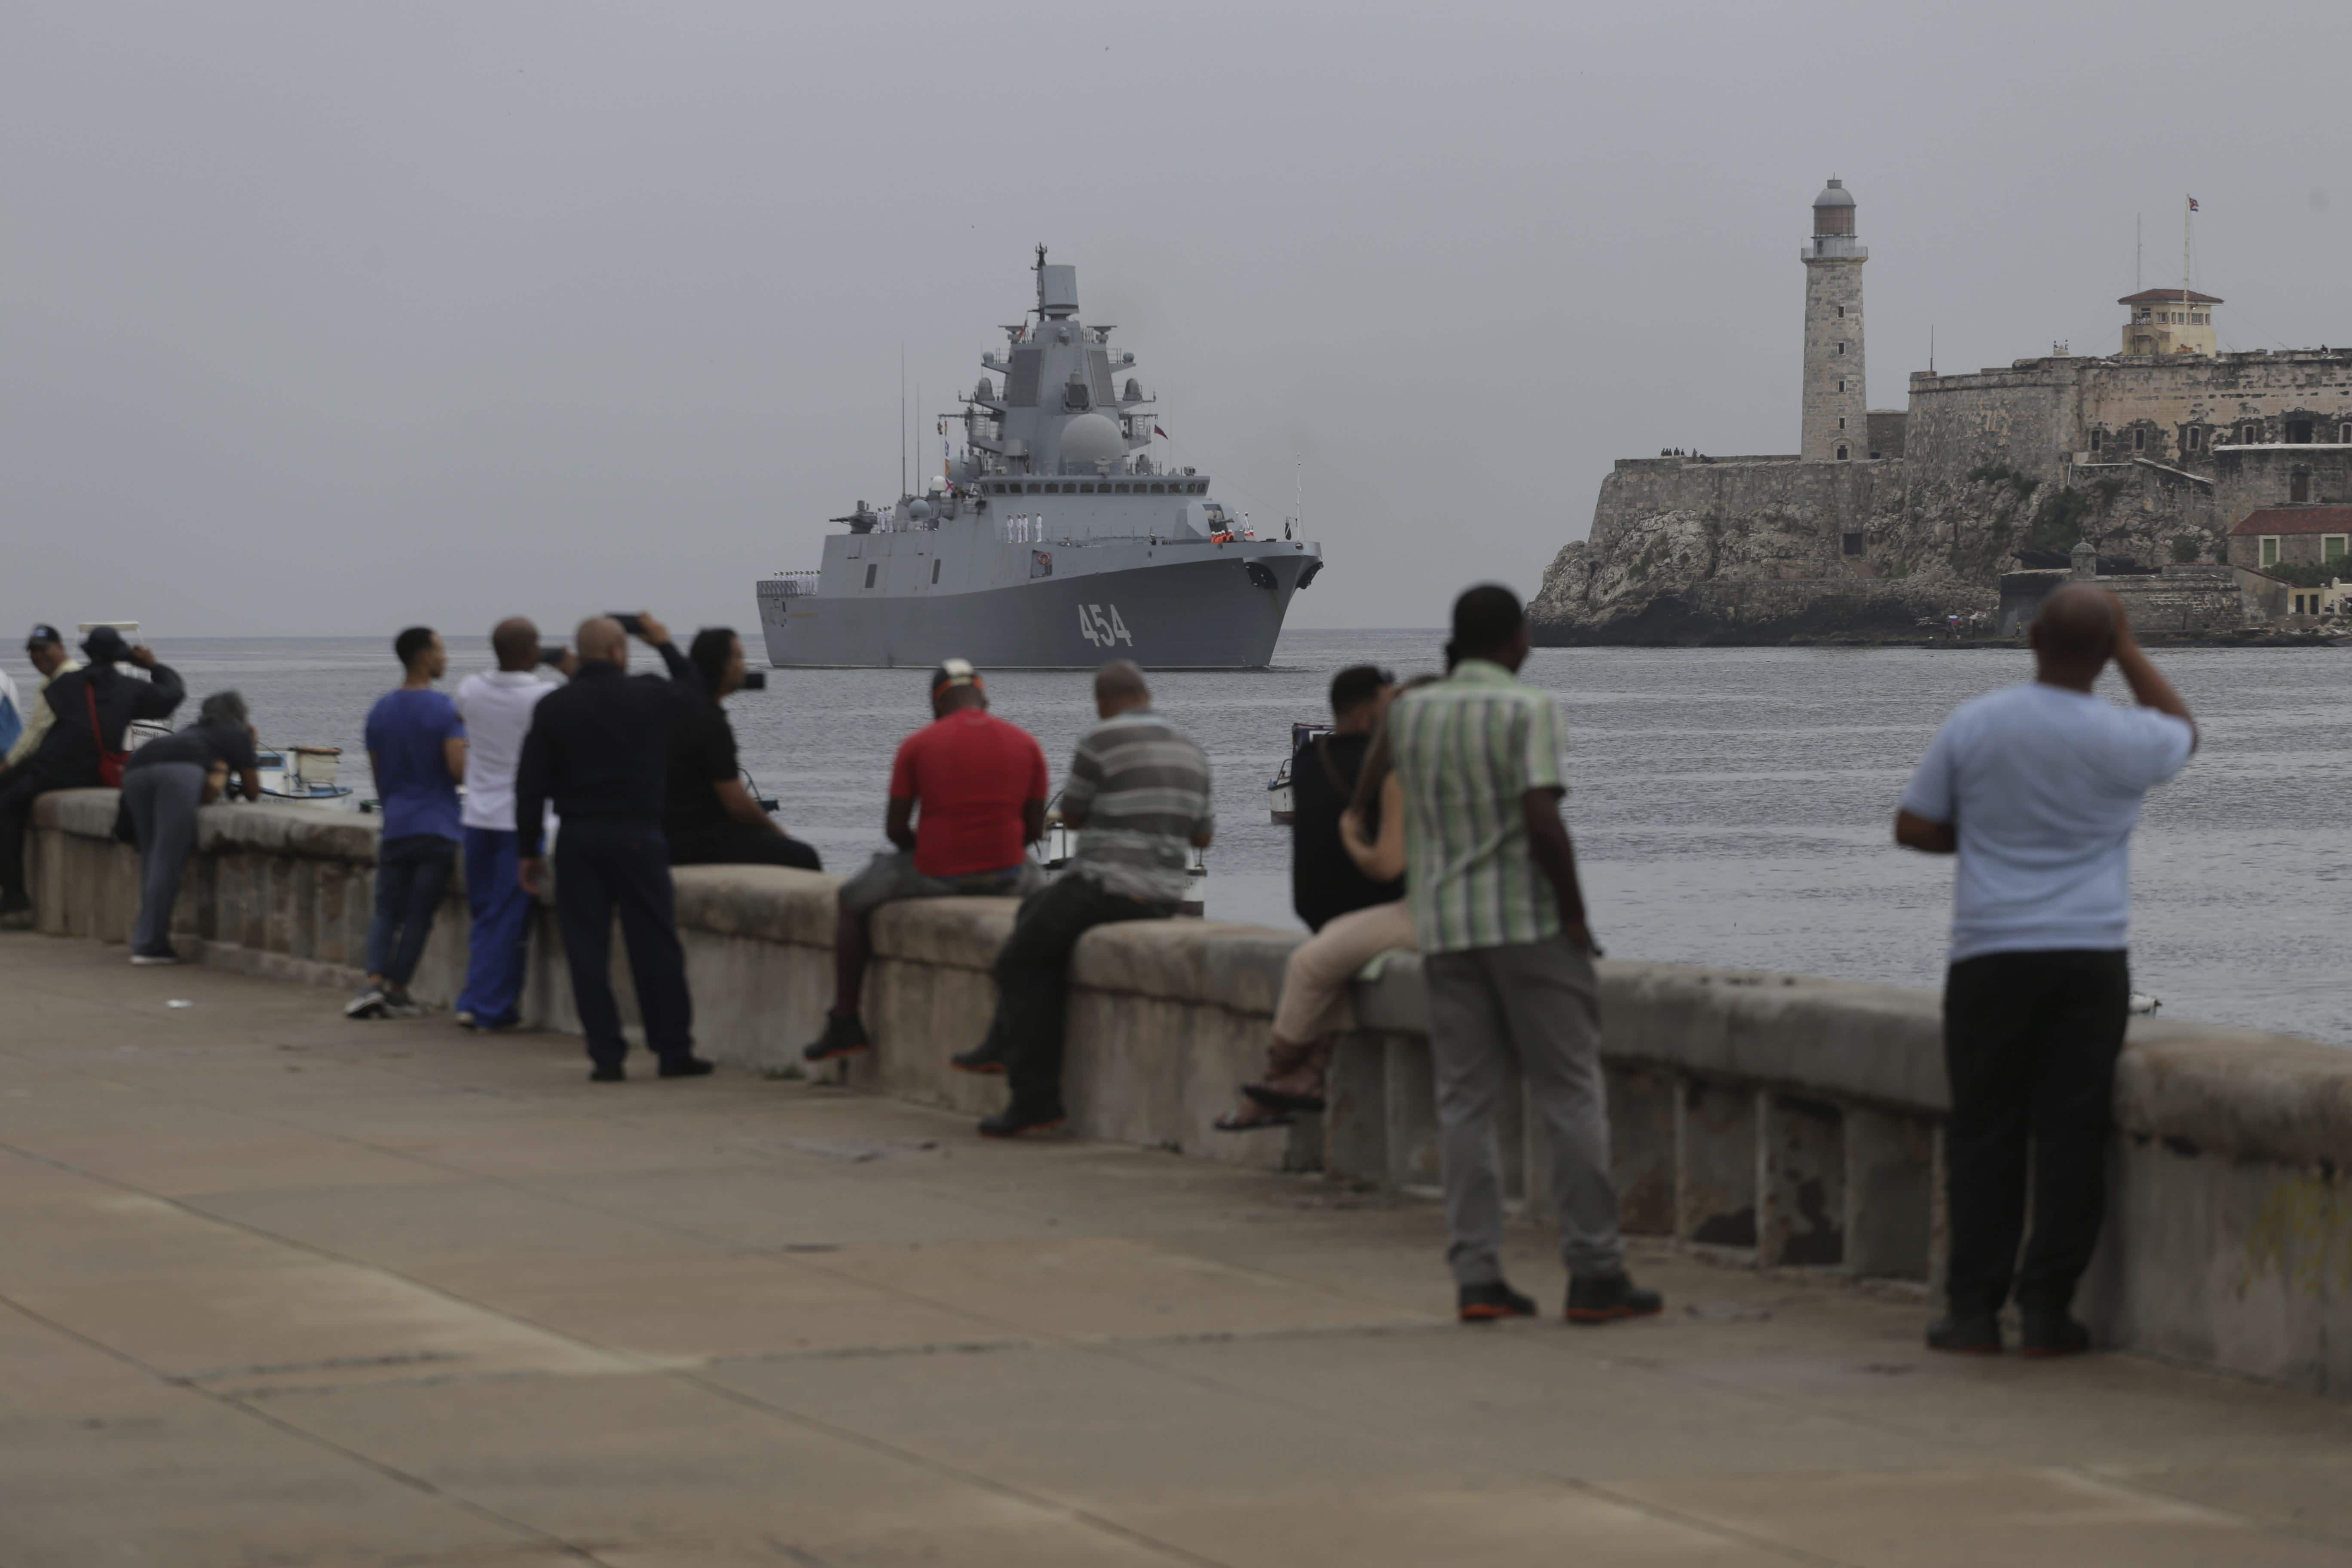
{"left": 1078, "top": 603, "right": 1133, "bottom": 647}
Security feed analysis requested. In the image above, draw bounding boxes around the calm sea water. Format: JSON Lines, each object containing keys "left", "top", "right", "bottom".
{"left": 29, "top": 632, "right": 2347, "bottom": 1046}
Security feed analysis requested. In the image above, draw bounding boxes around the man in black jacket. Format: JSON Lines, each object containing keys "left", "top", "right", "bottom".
{"left": 514, "top": 612, "right": 712, "bottom": 1083}
{"left": 0, "top": 627, "right": 185, "bottom": 927}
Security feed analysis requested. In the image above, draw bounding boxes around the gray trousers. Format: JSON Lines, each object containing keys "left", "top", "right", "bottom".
{"left": 124, "top": 762, "right": 205, "bottom": 957}
{"left": 1424, "top": 933, "right": 1624, "bottom": 1284}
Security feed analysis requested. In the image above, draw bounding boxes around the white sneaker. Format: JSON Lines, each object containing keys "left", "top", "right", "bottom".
{"left": 345, "top": 988, "right": 390, "bottom": 1020}
{"left": 129, "top": 952, "right": 180, "bottom": 967}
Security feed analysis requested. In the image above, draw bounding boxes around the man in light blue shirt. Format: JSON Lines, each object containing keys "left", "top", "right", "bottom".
{"left": 1897, "top": 585, "right": 2195, "bottom": 1358}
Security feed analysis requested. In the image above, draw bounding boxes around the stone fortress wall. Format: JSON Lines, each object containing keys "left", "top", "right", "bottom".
{"left": 1534, "top": 178, "right": 2352, "bottom": 643}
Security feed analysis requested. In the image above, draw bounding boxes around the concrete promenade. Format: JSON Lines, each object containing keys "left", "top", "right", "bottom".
{"left": 9, "top": 935, "right": 2352, "bottom": 1567}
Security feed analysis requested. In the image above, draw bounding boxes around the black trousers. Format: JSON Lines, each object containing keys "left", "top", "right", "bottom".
{"left": 554, "top": 818, "right": 694, "bottom": 1071}
{"left": 1942, "top": 949, "right": 2130, "bottom": 1318}
{"left": 989, "top": 874, "right": 1162, "bottom": 1110}
{"left": 0, "top": 772, "right": 51, "bottom": 910}
{"left": 665, "top": 822, "right": 822, "bottom": 872}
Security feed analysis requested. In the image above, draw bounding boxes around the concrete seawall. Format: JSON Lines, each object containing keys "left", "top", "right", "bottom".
{"left": 28, "top": 791, "right": 2352, "bottom": 1397}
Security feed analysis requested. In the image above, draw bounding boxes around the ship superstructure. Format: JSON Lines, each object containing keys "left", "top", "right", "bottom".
{"left": 757, "top": 249, "right": 1322, "bottom": 668}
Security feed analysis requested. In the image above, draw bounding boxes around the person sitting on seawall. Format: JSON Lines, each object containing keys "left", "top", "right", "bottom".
{"left": 800, "top": 658, "right": 1050, "bottom": 1065}
{"left": 1216, "top": 663, "right": 1409, "bottom": 1132}
{"left": 662, "top": 627, "right": 821, "bottom": 872}
{"left": 953, "top": 659, "right": 1214, "bottom": 1138}
{"left": 0, "top": 624, "right": 80, "bottom": 778}
{"left": 348, "top": 627, "right": 467, "bottom": 1021}
{"left": 0, "top": 627, "right": 185, "bottom": 930}
{"left": 119, "top": 691, "right": 263, "bottom": 965}
{"left": 516, "top": 612, "right": 715, "bottom": 1084}
{"left": 452, "top": 618, "right": 573, "bottom": 1032}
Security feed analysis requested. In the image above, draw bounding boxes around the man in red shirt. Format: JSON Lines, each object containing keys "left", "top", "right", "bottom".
{"left": 802, "top": 659, "right": 1049, "bottom": 1062}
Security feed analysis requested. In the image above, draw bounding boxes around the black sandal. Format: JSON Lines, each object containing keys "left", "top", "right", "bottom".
{"left": 1243, "top": 1082, "right": 1327, "bottom": 1115}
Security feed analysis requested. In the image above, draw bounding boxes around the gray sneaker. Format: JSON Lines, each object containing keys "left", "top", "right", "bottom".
{"left": 345, "top": 988, "right": 390, "bottom": 1020}
{"left": 129, "top": 950, "right": 181, "bottom": 967}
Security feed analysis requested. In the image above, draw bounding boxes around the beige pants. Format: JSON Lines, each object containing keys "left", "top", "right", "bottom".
{"left": 1271, "top": 899, "right": 1418, "bottom": 1044}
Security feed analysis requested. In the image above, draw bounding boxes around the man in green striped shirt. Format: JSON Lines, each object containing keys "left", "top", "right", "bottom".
{"left": 1387, "top": 586, "right": 1662, "bottom": 1326}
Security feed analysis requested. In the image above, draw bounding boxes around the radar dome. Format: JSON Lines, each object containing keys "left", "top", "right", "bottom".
{"left": 1058, "top": 411, "right": 1123, "bottom": 468}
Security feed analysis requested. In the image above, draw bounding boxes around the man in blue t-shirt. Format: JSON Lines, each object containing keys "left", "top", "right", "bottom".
{"left": 350, "top": 626, "right": 467, "bottom": 1019}
{"left": 1896, "top": 585, "right": 2196, "bottom": 1359}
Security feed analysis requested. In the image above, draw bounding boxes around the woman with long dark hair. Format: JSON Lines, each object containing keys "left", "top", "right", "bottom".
{"left": 662, "top": 627, "right": 821, "bottom": 870}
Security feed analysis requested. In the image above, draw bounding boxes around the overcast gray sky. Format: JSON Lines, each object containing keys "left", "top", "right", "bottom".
{"left": 4, "top": 1, "right": 2345, "bottom": 640}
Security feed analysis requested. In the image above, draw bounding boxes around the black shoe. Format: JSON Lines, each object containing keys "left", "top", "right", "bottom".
{"left": 1926, "top": 1312, "right": 2004, "bottom": 1354}
{"left": 801, "top": 1012, "right": 870, "bottom": 1063}
{"left": 1565, "top": 1271, "right": 1665, "bottom": 1325}
{"left": 977, "top": 1101, "right": 1065, "bottom": 1138}
{"left": 589, "top": 1064, "right": 626, "bottom": 1083}
{"left": 1457, "top": 1280, "right": 1538, "bottom": 1323}
{"left": 657, "top": 1055, "right": 716, "bottom": 1079}
{"left": 2019, "top": 1312, "right": 2092, "bottom": 1358}
{"left": 951, "top": 1045, "right": 1008, "bottom": 1075}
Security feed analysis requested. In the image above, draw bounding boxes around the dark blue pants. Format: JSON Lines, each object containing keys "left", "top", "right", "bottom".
{"left": 554, "top": 817, "right": 693, "bottom": 1070}
{"left": 366, "top": 834, "right": 457, "bottom": 989}
{"left": 457, "top": 827, "right": 531, "bottom": 1027}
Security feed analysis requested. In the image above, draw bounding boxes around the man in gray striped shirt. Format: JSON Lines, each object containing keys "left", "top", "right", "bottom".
{"left": 960, "top": 660, "right": 1214, "bottom": 1137}
{"left": 1387, "top": 586, "right": 1661, "bottom": 1326}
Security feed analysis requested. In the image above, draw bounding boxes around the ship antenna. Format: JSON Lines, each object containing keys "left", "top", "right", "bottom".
{"left": 1034, "top": 243, "right": 1048, "bottom": 317}
{"left": 899, "top": 344, "right": 908, "bottom": 501}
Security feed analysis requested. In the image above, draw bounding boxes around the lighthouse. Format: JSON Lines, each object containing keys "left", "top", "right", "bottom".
{"left": 1801, "top": 178, "right": 1869, "bottom": 462}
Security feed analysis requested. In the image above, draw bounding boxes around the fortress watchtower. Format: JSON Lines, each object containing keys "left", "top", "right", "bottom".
{"left": 1801, "top": 178, "right": 1869, "bottom": 462}
{"left": 2118, "top": 288, "right": 2220, "bottom": 356}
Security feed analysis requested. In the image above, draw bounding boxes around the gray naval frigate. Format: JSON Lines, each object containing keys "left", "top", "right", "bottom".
{"left": 757, "top": 250, "right": 1323, "bottom": 669}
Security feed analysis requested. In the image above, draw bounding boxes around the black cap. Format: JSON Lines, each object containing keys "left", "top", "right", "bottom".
{"left": 80, "top": 626, "right": 131, "bottom": 664}
{"left": 25, "top": 624, "right": 61, "bottom": 650}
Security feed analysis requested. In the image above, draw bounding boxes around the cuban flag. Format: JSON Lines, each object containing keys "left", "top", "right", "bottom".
{"left": 0, "top": 668, "right": 21, "bottom": 757}
{"left": 2187, "top": 196, "right": 2199, "bottom": 211}
{"left": 1153, "top": 425, "right": 1168, "bottom": 439}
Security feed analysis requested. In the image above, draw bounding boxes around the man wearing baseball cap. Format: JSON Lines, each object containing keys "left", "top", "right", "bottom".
{"left": 0, "top": 626, "right": 184, "bottom": 927}
{"left": 802, "top": 658, "right": 1049, "bottom": 1064}
{"left": 2, "top": 626, "right": 78, "bottom": 775}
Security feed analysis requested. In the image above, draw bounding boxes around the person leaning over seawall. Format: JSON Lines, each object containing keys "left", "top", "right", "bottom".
{"left": 348, "top": 627, "right": 466, "bottom": 1021}
{"left": 0, "top": 626, "right": 184, "bottom": 929}
{"left": 1216, "top": 663, "right": 1407, "bottom": 1132}
{"left": 1896, "top": 585, "right": 2196, "bottom": 1359}
{"left": 662, "top": 627, "right": 821, "bottom": 872}
{"left": 802, "top": 658, "right": 1048, "bottom": 1065}
{"left": 515, "top": 612, "right": 713, "bottom": 1084}
{"left": 1387, "top": 585, "right": 1661, "bottom": 1327}
{"left": 452, "top": 618, "right": 570, "bottom": 1032}
{"left": 120, "top": 690, "right": 262, "bottom": 965}
{"left": 956, "top": 659, "right": 1214, "bottom": 1139}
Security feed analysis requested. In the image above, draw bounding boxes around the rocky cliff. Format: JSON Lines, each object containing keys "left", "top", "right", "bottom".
{"left": 1527, "top": 453, "right": 2262, "bottom": 645}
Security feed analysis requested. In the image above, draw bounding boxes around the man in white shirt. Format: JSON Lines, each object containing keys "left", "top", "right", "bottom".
{"left": 452, "top": 619, "right": 569, "bottom": 1030}
{"left": 1897, "top": 586, "right": 2196, "bottom": 1358}
{"left": 3, "top": 625, "right": 79, "bottom": 773}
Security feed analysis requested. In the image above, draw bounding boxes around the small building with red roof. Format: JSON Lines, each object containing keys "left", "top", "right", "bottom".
{"left": 2229, "top": 505, "right": 2352, "bottom": 572}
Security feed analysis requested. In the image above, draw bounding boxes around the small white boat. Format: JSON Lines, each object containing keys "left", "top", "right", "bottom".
{"left": 1267, "top": 721, "right": 1332, "bottom": 824}
{"left": 256, "top": 746, "right": 354, "bottom": 808}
